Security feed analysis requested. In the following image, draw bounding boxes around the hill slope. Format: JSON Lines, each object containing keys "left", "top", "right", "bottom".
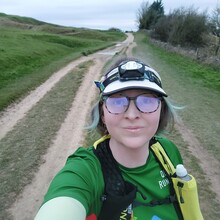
{"left": 0, "top": 12, "right": 125, "bottom": 111}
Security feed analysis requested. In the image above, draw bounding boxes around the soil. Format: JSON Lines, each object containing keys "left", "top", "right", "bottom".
{"left": 0, "top": 33, "right": 219, "bottom": 219}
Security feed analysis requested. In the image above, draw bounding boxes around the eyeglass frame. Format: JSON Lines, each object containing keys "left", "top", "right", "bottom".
{"left": 102, "top": 93, "right": 162, "bottom": 115}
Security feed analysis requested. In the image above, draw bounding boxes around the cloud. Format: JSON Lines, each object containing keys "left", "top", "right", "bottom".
{"left": 0, "top": 0, "right": 218, "bottom": 31}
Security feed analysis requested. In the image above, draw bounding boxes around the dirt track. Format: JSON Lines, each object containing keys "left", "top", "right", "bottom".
{"left": 1, "top": 33, "right": 219, "bottom": 219}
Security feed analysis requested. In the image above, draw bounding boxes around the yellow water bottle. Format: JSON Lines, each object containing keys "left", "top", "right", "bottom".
{"left": 173, "top": 164, "right": 204, "bottom": 220}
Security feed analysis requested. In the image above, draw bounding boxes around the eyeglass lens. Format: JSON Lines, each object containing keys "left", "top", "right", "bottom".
{"left": 104, "top": 94, "right": 161, "bottom": 114}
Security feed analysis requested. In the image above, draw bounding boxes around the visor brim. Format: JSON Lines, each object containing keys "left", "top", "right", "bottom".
{"left": 102, "top": 80, "right": 167, "bottom": 96}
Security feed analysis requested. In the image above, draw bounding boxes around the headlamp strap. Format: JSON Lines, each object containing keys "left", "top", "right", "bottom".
{"left": 102, "top": 71, "right": 162, "bottom": 89}
{"left": 102, "top": 72, "right": 119, "bottom": 88}
{"left": 94, "top": 81, "right": 105, "bottom": 92}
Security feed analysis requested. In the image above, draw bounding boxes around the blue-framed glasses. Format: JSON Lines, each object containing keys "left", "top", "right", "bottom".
{"left": 102, "top": 94, "right": 162, "bottom": 114}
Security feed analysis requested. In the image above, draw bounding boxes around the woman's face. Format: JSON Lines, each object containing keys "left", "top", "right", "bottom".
{"left": 102, "top": 89, "right": 162, "bottom": 149}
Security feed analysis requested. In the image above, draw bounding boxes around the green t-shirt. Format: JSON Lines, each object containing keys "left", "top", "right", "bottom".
{"left": 43, "top": 136, "right": 183, "bottom": 220}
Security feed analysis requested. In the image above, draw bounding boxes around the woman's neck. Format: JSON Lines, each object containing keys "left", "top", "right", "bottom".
{"left": 109, "top": 138, "right": 150, "bottom": 168}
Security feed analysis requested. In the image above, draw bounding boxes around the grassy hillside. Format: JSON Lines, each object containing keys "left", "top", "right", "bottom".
{"left": 0, "top": 13, "right": 126, "bottom": 111}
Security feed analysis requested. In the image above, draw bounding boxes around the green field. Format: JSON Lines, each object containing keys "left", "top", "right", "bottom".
{"left": 0, "top": 13, "right": 125, "bottom": 111}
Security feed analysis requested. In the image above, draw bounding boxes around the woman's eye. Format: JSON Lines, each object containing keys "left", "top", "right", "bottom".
{"left": 114, "top": 98, "right": 126, "bottom": 105}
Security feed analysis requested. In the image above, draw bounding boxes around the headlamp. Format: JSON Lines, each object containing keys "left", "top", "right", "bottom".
{"left": 94, "top": 60, "right": 166, "bottom": 96}
{"left": 102, "top": 61, "right": 162, "bottom": 88}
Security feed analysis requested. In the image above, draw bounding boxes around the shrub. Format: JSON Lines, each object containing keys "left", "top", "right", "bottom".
{"left": 152, "top": 7, "right": 208, "bottom": 48}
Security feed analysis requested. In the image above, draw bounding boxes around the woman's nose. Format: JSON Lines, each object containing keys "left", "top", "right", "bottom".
{"left": 124, "top": 100, "right": 140, "bottom": 119}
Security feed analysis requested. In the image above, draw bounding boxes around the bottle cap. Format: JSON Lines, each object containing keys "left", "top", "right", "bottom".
{"left": 176, "top": 164, "right": 188, "bottom": 177}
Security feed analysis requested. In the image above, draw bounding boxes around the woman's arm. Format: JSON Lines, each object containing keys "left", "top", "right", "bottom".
{"left": 34, "top": 197, "right": 86, "bottom": 220}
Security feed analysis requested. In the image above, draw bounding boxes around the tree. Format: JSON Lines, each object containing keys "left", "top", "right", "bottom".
{"left": 137, "top": 0, "right": 164, "bottom": 30}
{"left": 150, "top": 0, "right": 164, "bottom": 17}
{"left": 209, "top": 6, "right": 220, "bottom": 55}
{"left": 136, "top": 1, "right": 150, "bottom": 29}
{"left": 210, "top": 5, "right": 220, "bottom": 37}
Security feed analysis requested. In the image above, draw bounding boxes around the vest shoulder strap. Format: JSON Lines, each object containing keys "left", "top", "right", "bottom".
{"left": 93, "top": 137, "right": 136, "bottom": 220}
{"left": 150, "top": 139, "right": 184, "bottom": 220}
{"left": 150, "top": 141, "right": 176, "bottom": 175}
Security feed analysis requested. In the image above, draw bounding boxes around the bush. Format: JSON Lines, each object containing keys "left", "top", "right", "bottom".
{"left": 151, "top": 15, "right": 171, "bottom": 42}
{"left": 152, "top": 7, "right": 208, "bottom": 48}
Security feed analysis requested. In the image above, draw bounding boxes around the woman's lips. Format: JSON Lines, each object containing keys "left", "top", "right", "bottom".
{"left": 124, "top": 126, "right": 143, "bottom": 132}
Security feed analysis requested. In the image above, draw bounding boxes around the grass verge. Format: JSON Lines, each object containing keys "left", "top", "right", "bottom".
{"left": 133, "top": 31, "right": 220, "bottom": 162}
{"left": 0, "top": 60, "right": 94, "bottom": 219}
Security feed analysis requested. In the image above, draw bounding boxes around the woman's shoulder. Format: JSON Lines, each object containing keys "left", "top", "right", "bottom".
{"left": 155, "top": 136, "right": 176, "bottom": 148}
{"left": 43, "top": 146, "right": 104, "bottom": 210}
{"left": 67, "top": 146, "right": 97, "bottom": 160}
{"left": 65, "top": 146, "right": 101, "bottom": 170}
{"left": 154, "top": 135, "right": 183, "bottom": 165}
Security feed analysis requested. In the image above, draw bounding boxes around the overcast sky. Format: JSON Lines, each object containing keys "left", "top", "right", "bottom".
{"left": 0, "top": 0, "right": 219, "bottom": 31}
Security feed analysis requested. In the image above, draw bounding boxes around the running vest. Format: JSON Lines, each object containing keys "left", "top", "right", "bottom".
{"left": 92, "top": 135, "right": 203, "bottom": 220}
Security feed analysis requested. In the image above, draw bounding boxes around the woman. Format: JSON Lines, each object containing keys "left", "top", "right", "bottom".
{"left": 35, "top": 58, "right": 186, "bottom": 220}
